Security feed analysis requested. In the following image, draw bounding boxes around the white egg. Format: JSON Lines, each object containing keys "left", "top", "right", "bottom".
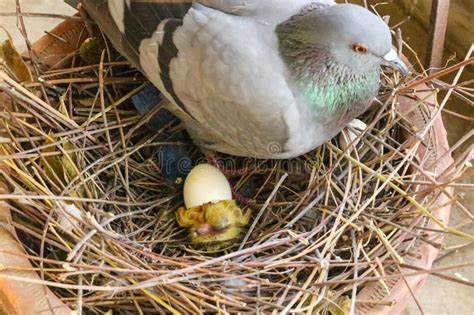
{"left": 183, "top": 164, "right": 232, "bottom": 208}
{"left": 340, "top": 119, "right": 368, "bottom": 151}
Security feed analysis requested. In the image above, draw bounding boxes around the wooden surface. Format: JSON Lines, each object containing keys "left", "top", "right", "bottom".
{"left": 426, "top": 0, "right": 450, "bottom": 72}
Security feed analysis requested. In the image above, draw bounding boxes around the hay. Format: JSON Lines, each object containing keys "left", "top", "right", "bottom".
{"left": 0, "top": 7, "right": 473, "bottom": 315}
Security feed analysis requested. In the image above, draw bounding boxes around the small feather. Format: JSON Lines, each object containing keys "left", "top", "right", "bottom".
{"left": 56, "top": 202, "right": 83, "bottom": 232}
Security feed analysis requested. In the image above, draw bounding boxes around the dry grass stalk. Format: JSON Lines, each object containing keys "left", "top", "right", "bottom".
{"left": 0, "top": 5, "right": 473, "bottom": 314}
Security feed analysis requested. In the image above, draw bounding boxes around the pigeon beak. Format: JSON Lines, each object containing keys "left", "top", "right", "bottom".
{"left": 382, "top": 49, "right": 409, "bottom": 77}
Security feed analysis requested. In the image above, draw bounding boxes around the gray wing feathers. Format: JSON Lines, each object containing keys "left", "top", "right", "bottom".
{"left": 81, "top": 0, "right": 337, "bottom": 157}
{"left": 198, "top": 0, "right": 335, "bottom": 24}
{"left": 168, "top": 5, "right": 295, "bottom": 157}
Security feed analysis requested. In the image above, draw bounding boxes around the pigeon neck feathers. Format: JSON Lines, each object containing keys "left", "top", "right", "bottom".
{"left": 288, "top": 47, "right": 379, "bottom": 121}
{"left": 277, "top": 5, "right": 381, "bottom": 125}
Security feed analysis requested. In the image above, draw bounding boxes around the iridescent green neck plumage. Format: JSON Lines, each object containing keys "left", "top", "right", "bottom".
{"left": 296, "top": 68, "right": 379, "bottom": 116}
{"left": 276, "top": 18, "right": 381, "bottom": 126}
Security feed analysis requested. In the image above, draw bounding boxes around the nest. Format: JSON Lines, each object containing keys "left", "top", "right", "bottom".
{"left": 0, "top": 11, "right": 473, "bottom": 315}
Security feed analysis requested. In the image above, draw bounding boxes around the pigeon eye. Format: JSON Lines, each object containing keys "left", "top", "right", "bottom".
{"left": 353, "top": 44, "right": 367, "bottom": 53}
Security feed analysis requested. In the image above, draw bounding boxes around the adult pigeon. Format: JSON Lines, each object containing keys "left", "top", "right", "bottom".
{"left": 79, "top": 0, "right": 408, "bottom": 159}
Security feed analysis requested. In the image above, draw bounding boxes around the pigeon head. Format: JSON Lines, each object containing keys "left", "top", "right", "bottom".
{"left": 277, "top": 4, "right": 408, "bottom": 75}
{"left": 277, "top": 4, "right": 408, "bottom": 124}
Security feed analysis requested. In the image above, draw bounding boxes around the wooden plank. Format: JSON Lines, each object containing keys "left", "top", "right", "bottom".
{"left": 425, "top": 0, "right": 450, "bottom": 73}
